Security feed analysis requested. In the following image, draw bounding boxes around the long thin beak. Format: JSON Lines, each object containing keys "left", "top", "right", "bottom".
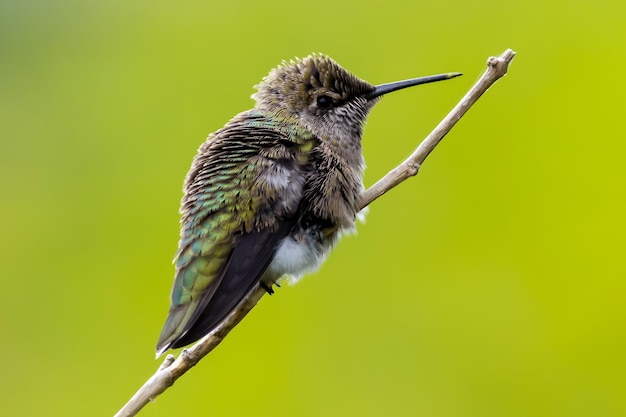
{"left": 363, "top": 72, "right": 462, "bottom": 100}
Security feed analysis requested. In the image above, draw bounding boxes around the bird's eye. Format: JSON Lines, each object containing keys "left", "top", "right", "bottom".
{"left": 316, "top": 95, "right": 334, "bottom": 110}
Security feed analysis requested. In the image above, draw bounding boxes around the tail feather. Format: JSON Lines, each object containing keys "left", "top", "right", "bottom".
{"left": 155, "top": 220, "right": 295, "bottom": 355}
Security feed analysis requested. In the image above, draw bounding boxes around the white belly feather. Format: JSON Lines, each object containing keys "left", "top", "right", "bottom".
{"left": 266, "top": 236, "right": 327, "bottom": 285}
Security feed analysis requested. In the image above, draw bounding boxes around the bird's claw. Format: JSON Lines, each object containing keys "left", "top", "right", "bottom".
{"left": 260, "top": 281, "right": 275, "bottom": 295}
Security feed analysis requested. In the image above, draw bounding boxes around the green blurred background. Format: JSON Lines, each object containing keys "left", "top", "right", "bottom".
{"left": 2, "top": 0, "right": 625, "bottom": 416}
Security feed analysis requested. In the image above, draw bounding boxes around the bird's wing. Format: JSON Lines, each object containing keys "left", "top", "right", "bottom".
{"left": 156, "top": 112, "right": 314, "bottom": 355}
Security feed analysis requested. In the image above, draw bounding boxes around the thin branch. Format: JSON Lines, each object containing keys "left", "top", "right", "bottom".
{"left": 359, "top": 48, "right": 516, "bottom": 210}
{"left": 114, "top": 48, "right": 516, "bottom": 417}
{"left": 114, "top": 288, "right": 266, "bottom": 417}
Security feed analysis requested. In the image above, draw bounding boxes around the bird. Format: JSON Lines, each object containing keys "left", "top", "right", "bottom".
{"left": 156, "top": 53, "right": 460, "bottom": 356}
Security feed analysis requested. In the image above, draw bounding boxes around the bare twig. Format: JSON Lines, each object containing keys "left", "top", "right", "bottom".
{"left": 114, "top": 49, "right": 516, "bottom": 417}
{"left": 359, "top": 48, "right": 516, "bottom": 209}
{"left": 114, "top": 288, "right": 265, "bottom": 417}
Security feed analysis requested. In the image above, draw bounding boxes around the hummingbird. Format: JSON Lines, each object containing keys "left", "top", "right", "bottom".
{"left": 156, "top": 54, "right": 460, "bottom": 355}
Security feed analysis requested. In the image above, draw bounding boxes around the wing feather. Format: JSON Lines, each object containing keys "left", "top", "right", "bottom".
{"left": 156, "top": 111, "right": 313, "bottom": 354}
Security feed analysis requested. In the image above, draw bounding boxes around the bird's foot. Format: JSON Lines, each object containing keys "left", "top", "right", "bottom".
{"left": 260, "top": 281, "right": 275, "bottom": 295}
